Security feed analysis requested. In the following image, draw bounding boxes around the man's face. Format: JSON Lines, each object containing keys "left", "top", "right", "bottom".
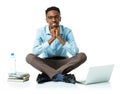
{"left": 46, "top": 10, "right": 61, "bottom": 29}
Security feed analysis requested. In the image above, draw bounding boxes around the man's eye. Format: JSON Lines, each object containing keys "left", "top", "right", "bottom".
{"left": 47, "top": 16, "right": 59, "bottom": 19}
{"left": 48, "top": 16, "right": 53, "bottom": 19}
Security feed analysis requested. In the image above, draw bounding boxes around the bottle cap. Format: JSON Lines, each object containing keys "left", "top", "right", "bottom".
{"left": 11, "top": 53, "right": 14, "bottom": 56}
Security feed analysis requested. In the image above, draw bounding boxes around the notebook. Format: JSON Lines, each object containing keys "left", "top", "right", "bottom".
{"left": 80, "top": 64, "right": 114, "bottom": 85}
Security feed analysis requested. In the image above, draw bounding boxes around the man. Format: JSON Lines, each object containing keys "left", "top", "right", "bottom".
{"left": 26, "top": 6, "right": 87, "bottom": 84}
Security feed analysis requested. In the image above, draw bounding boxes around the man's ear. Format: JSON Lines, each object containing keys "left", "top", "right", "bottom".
{"left": 59, "top": 16, "right": 61, "bottom": 22}
{"left": 46, "top": 18, "right": 48, "bottom": 23}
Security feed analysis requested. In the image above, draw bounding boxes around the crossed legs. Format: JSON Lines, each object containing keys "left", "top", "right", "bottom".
{"left": 26, "top": 52, "right": 87, "bottom": 79}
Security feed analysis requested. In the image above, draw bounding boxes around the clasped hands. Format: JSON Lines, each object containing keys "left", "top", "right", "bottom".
{"left": 50, "top": 27, "right": 60, "bottom": 39}
{"left": 49, "top": 27, "right": 65, "bottom": 45}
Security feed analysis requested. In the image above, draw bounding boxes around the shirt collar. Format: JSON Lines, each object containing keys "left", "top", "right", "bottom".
{"left": 46, "top": 25, "right": 63, "bottom": 35}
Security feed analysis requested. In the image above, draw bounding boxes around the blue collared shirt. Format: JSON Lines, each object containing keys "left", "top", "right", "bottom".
{"left": 32, "top": 25, "right": 79, "bottom": 58}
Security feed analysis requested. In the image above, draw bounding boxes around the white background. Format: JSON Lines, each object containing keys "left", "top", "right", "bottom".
{"left": 0, "top": 0, "right": 120, "bottom": 94}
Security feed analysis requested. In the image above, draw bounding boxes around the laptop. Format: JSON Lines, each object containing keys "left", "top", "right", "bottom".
{"left": 79, "top": 64, "right": 114, "bottom": 85}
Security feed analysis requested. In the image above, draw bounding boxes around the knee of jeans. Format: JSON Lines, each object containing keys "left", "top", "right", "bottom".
{"left": 26, "top": 53, "right": 35, "bottom": 64}
{"left": 78, "top": 52, "right": 87, "bottom": 61}
{"left": 81, "top": 52, "right": 87, "bottom": 62}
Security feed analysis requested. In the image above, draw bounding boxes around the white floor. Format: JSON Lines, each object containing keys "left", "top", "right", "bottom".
{"left": 0, "top": 62, "right": 120, "bottom": 94}
{"left": 0, "top": 80, "right": 115, "bottom": 94}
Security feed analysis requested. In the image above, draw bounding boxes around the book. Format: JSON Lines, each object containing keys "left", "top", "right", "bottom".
{"left": 8, "top": 72, "right": 30, "bottom": 82}
{"left": 8, "top": 74, "right": 30, "bottom": 79}
{"left": 8, "top": 72, "right": 30, "bottom": 78}
{"left": 8, "top": 77, "right": 29, "bottom": 82}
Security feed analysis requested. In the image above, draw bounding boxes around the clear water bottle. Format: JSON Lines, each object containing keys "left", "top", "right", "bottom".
{"left": 9, "top": 52, "right": 16, "bottom": 74}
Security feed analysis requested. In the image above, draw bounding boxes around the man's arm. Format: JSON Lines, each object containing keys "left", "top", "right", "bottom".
{"left": 48, "top": 37, "right": 56, "bottom": 45}
{"left": 51, "top": 26, "right": 79, "bottom": 56}
{"left": 50, "top": 27, "right": 66, "bottom": 45}
{"left": 48, "top": 27, "right": 56, "bottom": 45}
{"left": 32, "top": 29, "right": 50, "bottom": 55}
{"left": 55, "top": 29, "right": 65, "bottom": 45}
{"left": 62, "top": 29, "right": 79, "bottom": 56}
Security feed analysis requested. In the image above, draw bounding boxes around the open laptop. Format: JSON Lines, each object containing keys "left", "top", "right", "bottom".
{"left": 79, "top": 64, "right": 114, "bottom": 85}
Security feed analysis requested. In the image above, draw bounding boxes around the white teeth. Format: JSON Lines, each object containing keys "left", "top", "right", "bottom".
{"left": 52, "top": 23, "right": 56, "bottom": 26}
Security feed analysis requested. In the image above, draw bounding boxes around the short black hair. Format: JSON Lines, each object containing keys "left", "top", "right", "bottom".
{"left": 45, "top": 6, "right": 60, "bottom": 15}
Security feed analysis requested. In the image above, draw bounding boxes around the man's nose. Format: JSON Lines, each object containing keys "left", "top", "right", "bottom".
{"left": 52, "top": 18, "right": 56, "bottom": 21}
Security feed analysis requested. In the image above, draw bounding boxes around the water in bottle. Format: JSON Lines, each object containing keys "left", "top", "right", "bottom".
{"left": 9, "top": 52, "right": 16, "bottom": 74}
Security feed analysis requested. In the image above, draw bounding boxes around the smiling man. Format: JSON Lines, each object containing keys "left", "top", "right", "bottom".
{"left": 26, "top": 6, "right": 87, "bottom": 84}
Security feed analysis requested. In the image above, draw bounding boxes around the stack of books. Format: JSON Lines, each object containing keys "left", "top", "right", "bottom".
{"left": 8, "top": 72, "right": 30, "bottom": 82}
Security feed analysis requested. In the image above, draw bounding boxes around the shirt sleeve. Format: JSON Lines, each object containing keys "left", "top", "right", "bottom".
{"left": 32, "top": 29, "right": 49, "bottom": 56}
{"left": 63, "top": 30, "right": 79, "bottom": 56}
